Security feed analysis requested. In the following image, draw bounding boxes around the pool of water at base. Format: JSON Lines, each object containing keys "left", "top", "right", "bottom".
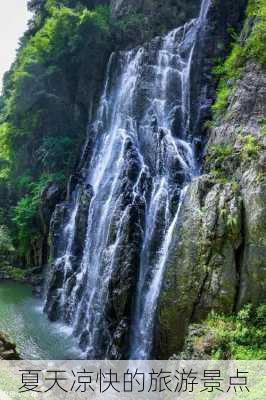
{"left": 0, "top": 281, "right": 83, "bottom": 359}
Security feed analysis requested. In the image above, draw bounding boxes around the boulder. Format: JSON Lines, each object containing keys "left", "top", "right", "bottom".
{"left": 0, "top": 332, "right": 20, "bottom": 360}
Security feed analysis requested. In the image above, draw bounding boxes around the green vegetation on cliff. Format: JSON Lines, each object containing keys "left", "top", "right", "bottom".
{"left": 207, "top": 305, "right": 266, "bottom": 359}
{"left": 1, "top": 0, "right": 194, "bottom": 266}
{"left": 213, "top": 0, "right": 266, "bottom": 118}
{"left": 182, "top": 305, "right": 266, "bottom": 360}
{"left": 0, "top": 1, "right": 112, "bottom": 264}
{"left": 206, "top": 133, "right": 263, "bottom": 184}
{"left": 197, "top": 0, "right": 266, "bottom": 361}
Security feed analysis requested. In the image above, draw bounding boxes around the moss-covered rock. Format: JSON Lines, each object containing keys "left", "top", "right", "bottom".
{"left": 157, "top": 50, "right": 266, "bottom": 359}
{"left": 156, "top": 178, "right": 244, "bottom": 358}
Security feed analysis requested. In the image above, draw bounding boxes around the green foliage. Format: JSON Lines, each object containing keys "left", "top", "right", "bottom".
{"left": 1, "top": 2, "right": 112, "bottom": 181}
{"left": 208, "top": 304, "right": 266, "bottom": 359}
{"left": 111, "top": 12, "right": 151, "bottom": 47}
{"left": 3, "top": 266, "right": 27, "bottom": 281}
{"left": 219, "top": 205, "right": 240, "bottom": 240}
{"left": 12, "top": 173, "right": 64, "bottom": 255}
{"left": 0, "top": 226, "right": 14, "bottom": 255}
{"left": 206, "top": 133, "right": 264, "bottom": 184}
{"left": 212, "top": 42, "right": 245, "bottom": 117}
{"left": 114, "top": 12, "right": 145, "bottom": 37}
{"left": 207, "top": 144, "right": 235, "bottom": 165}
{"left": 212, "top": 82, "right": 231, "bottom": 118}
{"left": 212, "top": 0, "right": 266, "bottom": 119}
{"left": 206, "top": 143, "right": 235, "bottom": 182}
{"left": 111, "top": 0, "right": 200, "bottom": 46}
{"left": 0, "top": 123, "right": 11, "bottom": 180}
{"left": 0, "top": 1, "right": 112, "bottom": 263}
{"left": 203, "top": 120, "right": 214, "bottom": 131}
{"left": 13, "top": 196, "right": 41, "bottom": 253}
{"left": 246, "top": 0, "right": 266, "bottom": 65}
{"left": 239, "top": 134, "right": 263, "bottom": 162}
{"left": 226, "top": 214, "right": 239, "bottom": 238}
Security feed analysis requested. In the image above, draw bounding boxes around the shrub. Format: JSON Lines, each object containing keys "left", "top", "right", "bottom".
{"left": 12, "top": 173, "right": 64, "bottom": 256}
{"left": 0, "top": 2, "right": 112, "bottom": 263}
{"left": 208, "top": 304, "right": 266, "bottom": 359}
{"left": 212, "top": 82, "right": 231, "bottom": 117}
{"left": 239, "top": 134, "right": 262, "bottom": 162}
{"left": 206, "top": 143, "right": 236, "bottom": 181}
{"left": 246, "top": 0, "right": 266, "bottom": 65}
{"left": 0, "top": 225, "right": 14, "bottom": 255}
{"left": 207, "top": 144, "right": 235, "bottom": 164}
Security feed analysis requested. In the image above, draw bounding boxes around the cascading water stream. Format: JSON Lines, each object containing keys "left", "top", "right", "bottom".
{"left": 130, "top": 0, "right": 211, "bottom": 359}
{"left": 44, "top": 0, "right": 211, "bottom": 359}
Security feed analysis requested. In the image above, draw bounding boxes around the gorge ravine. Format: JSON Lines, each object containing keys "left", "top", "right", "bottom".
{"left": 43, "top": 0, "right": 253, "bottom": 359}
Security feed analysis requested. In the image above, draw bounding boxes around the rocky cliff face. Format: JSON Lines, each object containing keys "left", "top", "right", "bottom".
{"left": 111, "top": 0, "right": 201, "bottom": 46}
{"left": 157, "top": 59, "right": 266, "bottom": 358}
{"left": 42, "top": 0, "right": 252, "bottom": 360}
{"left": 111, "top": 0, "right": 201, "bottom": 25}
{"left": 111, "top": 0, "right": 200, "bottom": 18}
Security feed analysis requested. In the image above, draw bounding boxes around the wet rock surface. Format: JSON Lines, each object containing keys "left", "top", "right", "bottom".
{"left": 158, "top": 61, "right": 266, "bottom": 358}
{"left": 171, "top": 324, "right": 214, "bottom": 360}
{"left": 44, "top": 182, "right": 93, "bottom": 322}
{"left": 0, "top": 332, "right": 20, "bottom": 360}
{"left": 42, "top": 0, "right": 252, "bottom": 360}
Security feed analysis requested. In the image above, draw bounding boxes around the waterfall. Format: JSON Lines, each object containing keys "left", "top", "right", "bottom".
{"left": 130, "top": 0, "right": 211, "bottom": 359}
{"left": 44, "top": 0, "right": 211, "bottom": 359}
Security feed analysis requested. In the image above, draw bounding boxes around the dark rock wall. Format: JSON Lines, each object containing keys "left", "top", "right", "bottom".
{"left": 111, "top": 0, "right": 201, "bottom": 22}
{"left": 111, "top": 0, "right": 201, "bottom": 45}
